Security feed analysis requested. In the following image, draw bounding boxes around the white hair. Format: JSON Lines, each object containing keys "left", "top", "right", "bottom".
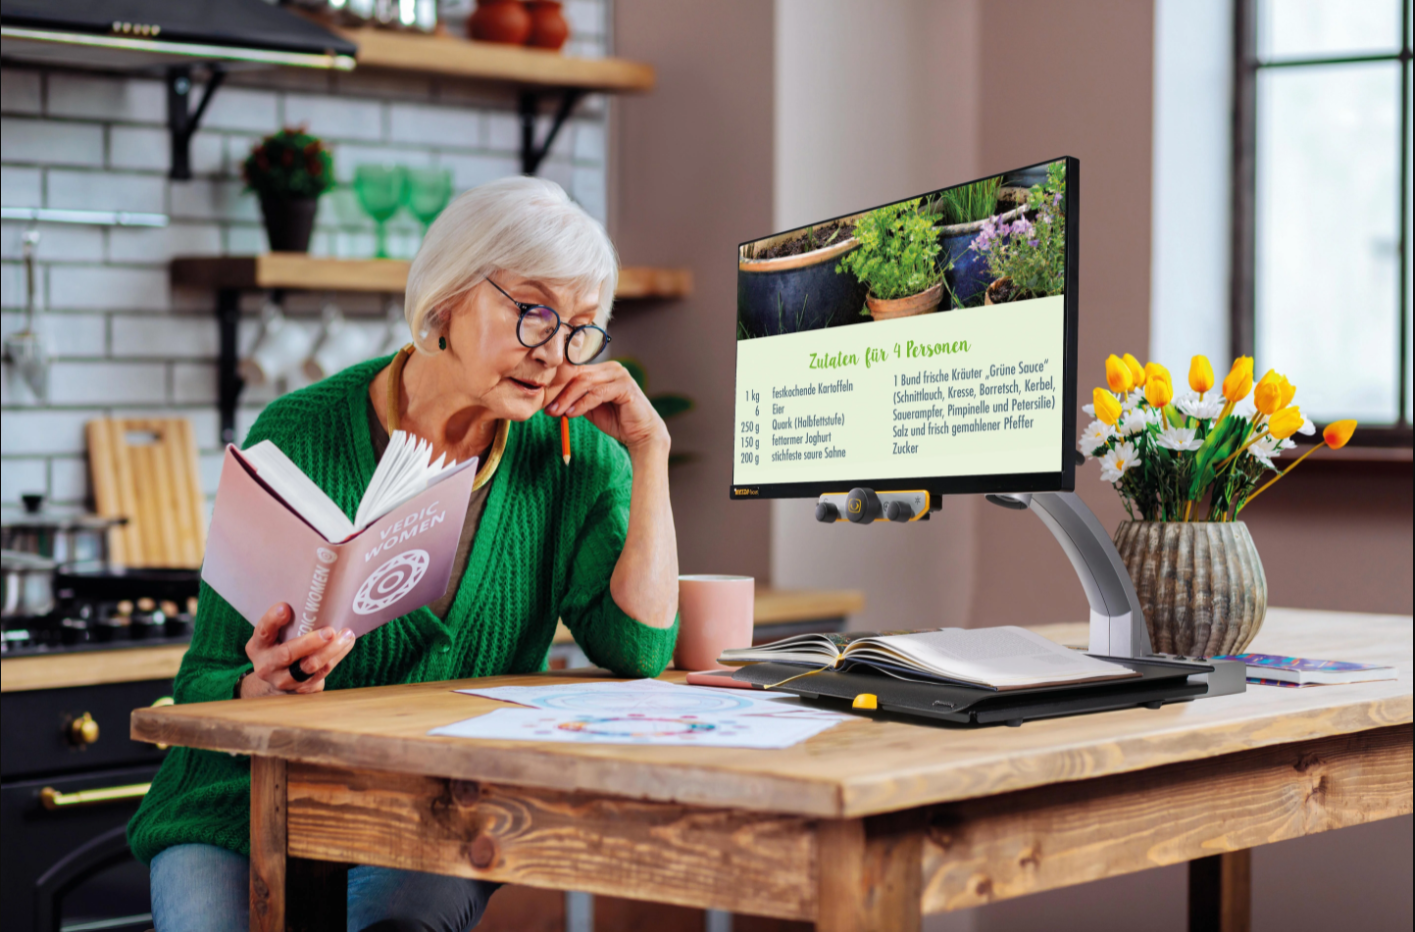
{"left": 403, "top": 176, "right": 618, "bottom": 353}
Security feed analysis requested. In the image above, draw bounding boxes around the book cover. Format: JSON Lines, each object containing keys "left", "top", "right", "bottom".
{"left": 1220, "top": 653, "right": 1388, "bottom": 673}
{"left": 202, "top": 445, "right": 477, "bottom": 641}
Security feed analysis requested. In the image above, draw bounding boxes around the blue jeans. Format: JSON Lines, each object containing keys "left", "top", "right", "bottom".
{"left": 150, "top": 843, "right": 498, "bottom": 932}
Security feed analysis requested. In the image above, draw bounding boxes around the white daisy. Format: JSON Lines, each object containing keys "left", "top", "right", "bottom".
{"left": 1119, "top": 408, "right": 1161, "bottom": 436}
{"left": 1077, "top": 419, "right": 1115, "bottom": 455}
{"left": 1156, "top": 425, "right": 1202, "bottom": 451}
{"left": 1081, "top": 402, "right": 1096, "bottom": 417}
{"left": 1245, "top": 434, "right": 1295, "bottom": 470}
{"left": 1297, "top": 416, "right": 1316, "bottom": 436}
{"left": 1174, "top": 390, "right": 1224, "bottom": 420}
{"left": 1232, "top": 396, "right": 1257, "bottom": 419}
{"left": 1099, "top": 441, "right": 1140, "bottom": 482}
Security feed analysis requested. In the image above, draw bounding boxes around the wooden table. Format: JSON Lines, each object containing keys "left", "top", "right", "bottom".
{"left": 131, "top": 608, "right": 1412, "bottom": 932}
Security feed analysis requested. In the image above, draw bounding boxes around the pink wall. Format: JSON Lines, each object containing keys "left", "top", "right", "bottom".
{"left": 613, "top": 0, "right": 775, "bottom": 580}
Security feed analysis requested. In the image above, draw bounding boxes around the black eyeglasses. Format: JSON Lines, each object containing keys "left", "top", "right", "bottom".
{"left": 486, "top": 278, "right": 610, "bottom": 365}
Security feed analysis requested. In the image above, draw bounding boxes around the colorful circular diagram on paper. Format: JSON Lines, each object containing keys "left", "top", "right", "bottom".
{"left": 533, "top": 689, "right": 754, "bottom": 715}
{"left": 553, "top": 714, "right": 737, "bottom": 741}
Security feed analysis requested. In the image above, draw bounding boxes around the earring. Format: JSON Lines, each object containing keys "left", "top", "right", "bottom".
{"left": 438, "top": 335, "right": 447, "bottom": 351}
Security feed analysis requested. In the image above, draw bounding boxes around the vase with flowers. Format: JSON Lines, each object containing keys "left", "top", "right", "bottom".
{"left": 243, "top": 127, "right": 334, "bottom": 253}
{"left": 1079, "top": 352, "right": 1358, "bottom": 657}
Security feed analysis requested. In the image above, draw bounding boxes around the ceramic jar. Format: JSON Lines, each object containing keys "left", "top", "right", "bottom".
{"left": 866, "top": 281, "right": 944, "bottom": 321}
{"left": 1113, "top": 521, "right": 1268, "bottom": 659}
{"left": 468, "top": 0, "right": 532, "bottom": 44}
{"left": 526, "top": 1, "right": 570, "bottom": 50}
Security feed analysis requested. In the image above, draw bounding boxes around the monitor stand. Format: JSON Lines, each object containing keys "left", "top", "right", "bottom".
{"left": 987, "top": 491, "right": 1246, "bottom": 698}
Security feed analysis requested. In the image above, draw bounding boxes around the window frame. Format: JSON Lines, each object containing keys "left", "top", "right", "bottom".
{"left": 1231, "top": 0, "right": 1413, "bottom": 447}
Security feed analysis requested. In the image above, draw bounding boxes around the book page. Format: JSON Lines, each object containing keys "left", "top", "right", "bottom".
{"left": 240, "top": 441, "right": 354, "bottom": 542}
{"left": 845, "top": 626, "right": 1133, "bottom": 689}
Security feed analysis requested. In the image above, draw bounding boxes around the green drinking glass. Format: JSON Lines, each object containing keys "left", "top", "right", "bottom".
{"left": 404, "top": 167, "right": 454, "bottom": 232}
{"left": 353, "top": 164, "right": 408, "bottom": 259}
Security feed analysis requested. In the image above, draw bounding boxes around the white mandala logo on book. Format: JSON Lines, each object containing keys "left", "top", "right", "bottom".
{"left": 352, "top": 550, "right": 430, "bottom": 615}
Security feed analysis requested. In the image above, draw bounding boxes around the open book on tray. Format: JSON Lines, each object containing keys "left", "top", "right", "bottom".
{"left": 202, "top": 432, "right": 477, "bottom": 642}
{"left": 718, "top": 626, "right": 1139, "bottom": 691}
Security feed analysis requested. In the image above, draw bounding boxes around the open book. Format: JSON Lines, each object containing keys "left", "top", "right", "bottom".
{"left": 202, "top": 432, "right": 478, "bottom": 641}
{"left": 718, "top": 626, "right": 1138, "bottom": 691}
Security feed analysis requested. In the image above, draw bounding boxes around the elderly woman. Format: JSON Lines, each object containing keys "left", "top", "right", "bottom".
{"left": 130, "top": 177, "right": 679, "bottom": 932}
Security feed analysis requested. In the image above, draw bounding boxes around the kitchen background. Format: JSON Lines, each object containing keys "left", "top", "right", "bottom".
{"left": 1, "top": 1, "right": 1409, "bottom": 931}
{"left": 0, "top": 0, "right": 611, "bottom": 513}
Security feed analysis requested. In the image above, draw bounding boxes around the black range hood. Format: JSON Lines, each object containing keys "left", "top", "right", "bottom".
{"left": 1, "top": 1, "right": 358, "bottom": 179}
{"left": 0, "top": 0, "right": 356, "bottom": 72}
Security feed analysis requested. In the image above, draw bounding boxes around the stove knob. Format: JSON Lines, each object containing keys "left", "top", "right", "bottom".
{"left": 67, "top": 712, "right": 100, "bottom": 747}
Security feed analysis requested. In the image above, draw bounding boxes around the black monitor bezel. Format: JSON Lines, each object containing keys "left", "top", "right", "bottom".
{"left": 729, "top": 155, "right": 1080, "bottom": 503}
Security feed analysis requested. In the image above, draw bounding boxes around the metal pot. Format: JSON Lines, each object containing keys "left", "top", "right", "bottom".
{"left": 1, "top": 549, "right": 56, "bottom": 619}
{"left": 1, "top": 495, "right": 124, "bottom": 567}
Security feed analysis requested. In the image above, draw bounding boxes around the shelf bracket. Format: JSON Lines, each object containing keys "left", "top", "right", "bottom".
{"left": 216, "top": 288, "right": 244, "bottom": 445}
{"left": 167, "top": 65, "right": 226, "bottom": 181}
{"left": 518, "top": 89, "right": 583, "bottom": 176}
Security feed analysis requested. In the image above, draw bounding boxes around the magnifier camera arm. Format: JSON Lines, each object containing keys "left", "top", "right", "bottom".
{"left": 987, "top": 491, "right": 1152, "bottom": 658}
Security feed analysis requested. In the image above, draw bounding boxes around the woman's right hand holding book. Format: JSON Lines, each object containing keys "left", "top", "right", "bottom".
{"left": 238, "top": 603, "right": 356, "bottom": 697}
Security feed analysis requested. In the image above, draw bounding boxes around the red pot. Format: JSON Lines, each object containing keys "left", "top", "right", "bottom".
{"left": 525, "top": 0, "right": 569, "bottom": 50}
{"left": 468, "top": 0, "right": 532, "bottom": 45}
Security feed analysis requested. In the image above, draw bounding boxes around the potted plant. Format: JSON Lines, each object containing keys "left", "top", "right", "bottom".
{"left": 972, "top": 160, "right": 1067, "bottom": 305}
{"left": 835, "top": 198, "right": 943, "bottom": 321}
{"left": 1080, "top": 352, "right": 1358, "bottom": 657}
{"left": 737, "top": 215, "right": 868, "bottom": 339}
{"left": 926, "top": 175, "right": 1025, "bottom": 307}
{"left": 243, "top": 127, "right": 334, "bottom": 253}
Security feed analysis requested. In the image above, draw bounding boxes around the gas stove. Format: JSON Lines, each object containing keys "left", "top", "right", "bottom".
{"left": 1, "top": 564, "right": 199, "bottom": 657}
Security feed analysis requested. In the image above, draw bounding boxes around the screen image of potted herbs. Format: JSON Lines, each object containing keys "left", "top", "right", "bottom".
{"left": 1079, "top": 351, "right": 1358, "bottom": 658}
{"left": 926, "top": 175, "right": 1026, "bottom": 308}
{"left": 737, "top": 215, "right": 868, "bottom": 340}
{"left": 835, "top": 198, "right": 944, "bottom": 321}
{"left": 243, "top": 127, "right": 335, "bottom": 253}
{"left": 971, "top": 160, "right": 1066, "bottom": 305}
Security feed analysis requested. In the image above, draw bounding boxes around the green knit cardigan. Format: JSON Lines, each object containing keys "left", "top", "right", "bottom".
{"left": 128, "top": 356, "right": 678, "bottom": 864}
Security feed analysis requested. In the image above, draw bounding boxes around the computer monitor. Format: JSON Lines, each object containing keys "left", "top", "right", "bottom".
{"left": 731, "top": 156, "right": 1079, "bottom": 503}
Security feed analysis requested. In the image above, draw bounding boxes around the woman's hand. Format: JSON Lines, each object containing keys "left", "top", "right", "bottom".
{"left": 239, "top": 603, "right": 355, "bottom": 698}
{"left": 545, "top": 361, "right": 669, "bottom": 454}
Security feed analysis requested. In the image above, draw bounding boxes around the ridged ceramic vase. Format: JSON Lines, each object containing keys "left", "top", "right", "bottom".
{"left": 1112, "top": 521, "right": 1268, "bottom": 659}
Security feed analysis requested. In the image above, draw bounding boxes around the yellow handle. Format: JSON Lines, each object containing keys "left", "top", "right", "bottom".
{"left": 40, "top": 782, "right": 150, "bottom": 810}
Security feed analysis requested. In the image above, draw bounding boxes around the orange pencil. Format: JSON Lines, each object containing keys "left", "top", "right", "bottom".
{"left": 560, "top": 414, "right": 571, "bottom": 466}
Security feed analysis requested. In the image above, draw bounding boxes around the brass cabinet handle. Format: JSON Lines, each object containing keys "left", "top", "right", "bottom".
{"left": 66, "top": 712, "right": 99, "bottom": 747}
{"left": 150, "top": 696, "right": 175, "bottom": 750}
{"left": 39, "top": 782, "right": 151, "bottom": 810}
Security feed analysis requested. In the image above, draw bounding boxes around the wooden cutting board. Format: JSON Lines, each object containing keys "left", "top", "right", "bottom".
{"left": 87, "top": 418, "right": 206, "bottom": 568}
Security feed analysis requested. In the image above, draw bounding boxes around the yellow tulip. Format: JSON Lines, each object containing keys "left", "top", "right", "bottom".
{"left": 1144, "top": 361, "right": 1171, "bottom": 387}
{"left": 1122, "top": 353, "right": 1146, "bottom": 387}
{"left": 1189, "top": 355, "right": 1215, "bottom": 393}
{"left": 1144, "top": 375, "right": 1173, "bottom": 407}
{"left": 1093, "top": 387, "right": 1122, "bottom": 426}
{"left": 1253, "top": 370, "right": 1286, "bottom": 416}
{"left": 1279, "top": 375, "right": 1296, "bottom": 409}
{"left": 1105, "top": 354, "right": 1134, "bottom": 394}
{"left": 1222, "top": 356, "right": 1254, "bottom": 403}
{"left": 1267, "top": 405, "right": 1304, "bottom": 440}
{"left": 1323, "top": 419, "right": 1357, "bottom": 449}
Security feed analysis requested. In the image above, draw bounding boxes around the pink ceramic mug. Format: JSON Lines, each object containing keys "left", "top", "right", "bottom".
{"left": 673, "top": 575, "right": 755, "bottom": 671}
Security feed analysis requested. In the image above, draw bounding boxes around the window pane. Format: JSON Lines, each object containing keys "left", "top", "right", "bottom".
{"left": 1255, "top": 62, "right": 1402, "bottom": 423}
{"left": 1405, "top": 60, "right": 1412, "bottom": 423}
{"left": 1257, "top": 0, "right": 1402, "bottom": 60}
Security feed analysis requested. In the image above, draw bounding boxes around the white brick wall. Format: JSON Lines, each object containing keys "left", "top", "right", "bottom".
{"left": 1, "top": 1, "right": 612, "bottom": 507}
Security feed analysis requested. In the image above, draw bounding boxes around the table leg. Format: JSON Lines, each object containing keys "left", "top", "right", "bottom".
{"left": 250, "top": 756, "right": 346, "bottom": 932}
{"left": 815, "top": 816, "right": 922, "bottom": 932}
{"left": 1188, "top": 850, "right": 1251, "bottom": 932}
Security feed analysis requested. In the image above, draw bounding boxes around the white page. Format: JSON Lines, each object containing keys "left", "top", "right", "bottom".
{"left": 353, "top": 430, "right": 467, "bottom": 532}
{"left": 850, "top": 626, "right": 1129, "bottom": 688}
{"left": 455, "top": 678, "right": 849, "bottom": 719}
{"left": 428, "top": 707, "right": 842, "bottom": 748}
{"left": 241, "top": 441, "right": 354, "bottom": 542}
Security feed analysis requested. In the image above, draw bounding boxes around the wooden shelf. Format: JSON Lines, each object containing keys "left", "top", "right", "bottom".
{"left": 172, "top": 255, "right": 691, "bottom": 301}
{"left": 335, "top": 25, "right": 655, "bottom": 92}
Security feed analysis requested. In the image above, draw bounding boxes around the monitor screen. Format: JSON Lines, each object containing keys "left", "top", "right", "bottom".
{"left": 731, "top": 156, "right": 1079, "bottom": 502}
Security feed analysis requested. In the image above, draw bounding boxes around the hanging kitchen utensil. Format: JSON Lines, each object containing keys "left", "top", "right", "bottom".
{"left": 3, "top": 228, "right": 50, "bottom": 402}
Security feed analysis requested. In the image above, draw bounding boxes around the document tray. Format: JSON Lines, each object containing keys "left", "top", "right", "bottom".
{"left": 730, "top": 657, "right": 1211, "bottom": 726}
